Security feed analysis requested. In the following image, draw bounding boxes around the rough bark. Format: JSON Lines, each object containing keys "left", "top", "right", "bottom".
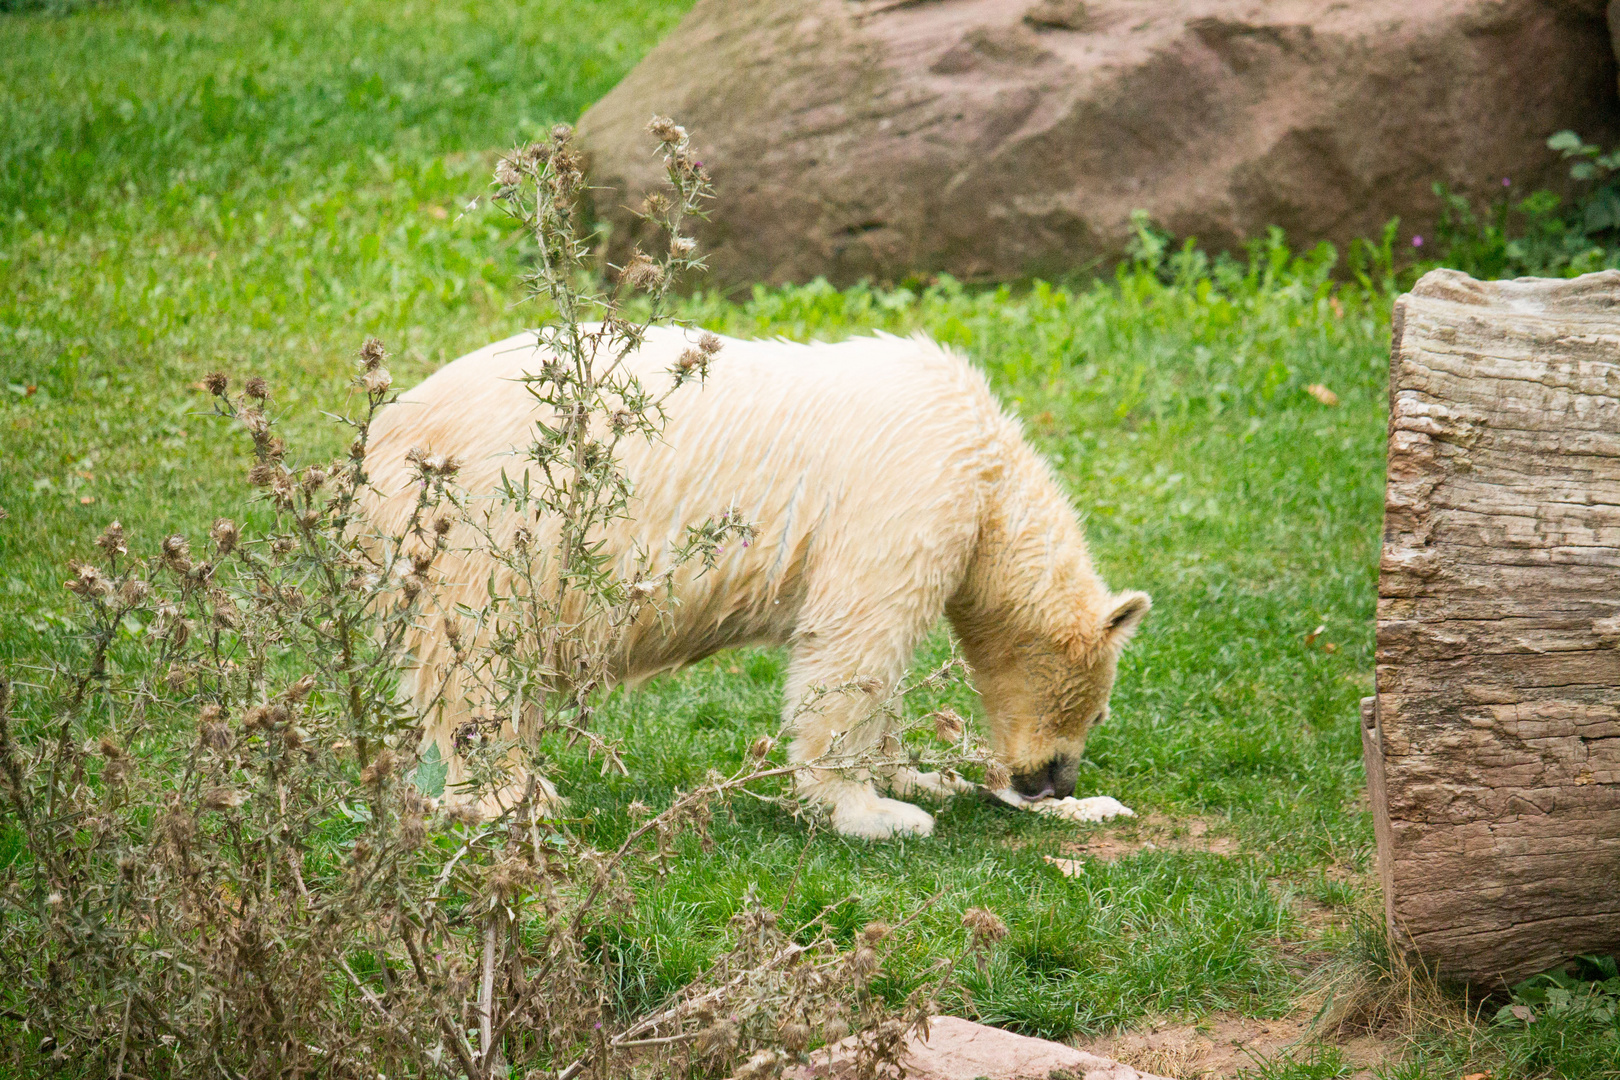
{"left": 1370, "top": 268, "right": 1620, "bottom": 986}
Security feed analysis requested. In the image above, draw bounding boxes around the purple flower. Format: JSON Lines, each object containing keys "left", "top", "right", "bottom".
{"left": 1411, "top": 235, "right": 1423, "bottom": 248}
{"left": 1502, "top": 177, "right": 1512, "bottom": 187}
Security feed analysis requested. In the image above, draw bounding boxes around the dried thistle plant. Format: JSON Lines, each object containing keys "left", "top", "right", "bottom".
{"left": 0, "top": 118, "right": 1002, "bottom": 1080}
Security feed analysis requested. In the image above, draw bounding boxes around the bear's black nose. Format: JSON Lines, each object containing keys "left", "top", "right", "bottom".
{"left": 1010, "top": 754, "right": 1078, "bottom": 801}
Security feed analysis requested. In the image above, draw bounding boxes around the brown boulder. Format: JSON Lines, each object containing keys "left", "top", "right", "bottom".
{"left": 786, "top": 1015, "right": 1170, "bottom": 1080}
{"left": 578, "top": 0, "right": 1618, "bottom": 286}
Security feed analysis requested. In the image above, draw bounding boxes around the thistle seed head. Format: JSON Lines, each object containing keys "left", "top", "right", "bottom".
{"left": 359, "top": 748, "right": 395, "bottom": 787}
{"left": 621, "top": 250, "right": 664, "bottom": 291}
{"left": 64, "top": 562, "right": 112, "bottom": 598}
{"left": 646, "top": 115, "right": 686, "bottom": 145}
{"left": 494, "top": 155, "right": 521, "bottom": 188}
{"left": 359, "top": 337, "right": 387, "bottom": 371}
{"left": 202, "top": 786, "right": 247, "bottom": 811}
{"left": 695, "top": 1019, "right": 737, "bottom": 1057}
{"left": 199, "top": 704, "right": 231, "bottom": 752}
{"left": 283, "top": 673, "right": 316, "bottom": 703}
{"left": 778, "top": 1021, "right": 811, "bottom": 1053}
{"left": 210, "top": 517, "right": 239, "bottom": 554}
{"left": 96, "top": 520, "right": 127, "bottom": 557}
{"left": 962, "top": 907, "right": 1008, "bottom": 944}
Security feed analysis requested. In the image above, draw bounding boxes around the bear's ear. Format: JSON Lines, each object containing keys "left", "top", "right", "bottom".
{"left": 1103, "top": 591, "right": 1151, "bottom": 648}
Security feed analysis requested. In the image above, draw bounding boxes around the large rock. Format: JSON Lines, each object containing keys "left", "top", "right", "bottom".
{"left": 787, "top": 1015, "right": 1170, "bottom": 1080}
{"left": 578, "top": 0, "right": 1619, "bottom": 286}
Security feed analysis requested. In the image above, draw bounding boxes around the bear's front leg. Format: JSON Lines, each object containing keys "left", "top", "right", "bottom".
{"left": 783, "top": 681, "right": 937, "bottom": 838}
{"left": 781, "top": 608, "right": 945, "bottom": 839}
{"left": 788, "top": 714, "right": 939, "bottom": 838}
{"left": 800, "top": 774, "right": 937, "bottom": 839}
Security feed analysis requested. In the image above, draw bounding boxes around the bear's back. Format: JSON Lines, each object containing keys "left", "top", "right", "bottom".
{"left": 370, "top": 326, "right": 1018, "bottom": 525}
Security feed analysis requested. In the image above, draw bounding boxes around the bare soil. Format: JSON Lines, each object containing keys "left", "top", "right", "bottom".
{"left": 1074, "top": 1013, "right": 1399, "bottom": 1080}
{"left": 1056, "top": 814, "right": 1243, "bottom": 862}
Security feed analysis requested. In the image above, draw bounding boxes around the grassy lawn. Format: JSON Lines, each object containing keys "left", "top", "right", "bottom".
{"left": 3, "top": 3, "right": 1615, "bottom": 1078}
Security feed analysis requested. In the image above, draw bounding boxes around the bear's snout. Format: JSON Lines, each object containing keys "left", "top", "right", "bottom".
{"left": 1010, "top": 754, "right": 1078, "bottom": 801}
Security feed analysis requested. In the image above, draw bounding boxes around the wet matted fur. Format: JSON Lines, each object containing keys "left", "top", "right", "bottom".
{"left": 363, "top": 328, "right": 1149, "bottom": 838}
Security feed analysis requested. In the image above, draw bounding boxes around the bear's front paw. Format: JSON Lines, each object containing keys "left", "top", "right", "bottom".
{"left": 831, "top": 794, "right": 936, "bottom": 839}
{"left": 886, "top": 767, "right": 977, "bottom": 801}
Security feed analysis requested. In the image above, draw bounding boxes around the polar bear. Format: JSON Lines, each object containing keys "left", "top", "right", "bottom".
{"left": 362, "top": 327, "right": 1149, "bottom": 839}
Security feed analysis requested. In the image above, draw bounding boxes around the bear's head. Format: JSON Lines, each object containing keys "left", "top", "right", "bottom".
{"left": 963, "top": 590, "right": 1151, "bottom": 801}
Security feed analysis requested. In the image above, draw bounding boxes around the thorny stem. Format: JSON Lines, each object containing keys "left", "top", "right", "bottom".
{"left": 479, "top": 910, "right": 500, "bottom": 1068}
{"left": 553, "top": 941, "right": 807, "bottom": 1080}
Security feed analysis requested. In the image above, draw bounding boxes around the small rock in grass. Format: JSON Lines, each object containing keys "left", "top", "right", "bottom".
{"left": 787, "top": 1015, "right": 1171, "bottom": 1079}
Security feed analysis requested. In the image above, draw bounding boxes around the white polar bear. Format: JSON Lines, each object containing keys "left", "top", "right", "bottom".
{"left": 363, "top": 327, "right": 1149, "bottom": 839}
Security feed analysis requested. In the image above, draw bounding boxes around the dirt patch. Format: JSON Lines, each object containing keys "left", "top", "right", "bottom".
{"left": 1074, "top": 1012, "right": 1398, "bottom": 1080}
{"left": 1056, "top": 814, "right": 1242, "bottom": 862}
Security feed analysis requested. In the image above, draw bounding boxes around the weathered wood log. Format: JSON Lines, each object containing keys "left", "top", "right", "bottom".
{"left": 1367, "top": 268, "right": 1620, "bottom": 986}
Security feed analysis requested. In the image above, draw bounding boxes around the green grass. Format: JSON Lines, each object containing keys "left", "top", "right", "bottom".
{"left": 2, "top": 2, "right": 1613, "bottom": 1077}
{"left": 552, "top": 258, "right": 1390, "bottom": 1038}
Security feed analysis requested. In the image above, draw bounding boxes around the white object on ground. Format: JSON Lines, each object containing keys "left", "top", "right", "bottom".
{"left": 987, "top": 789, "right": 1136, "bottom": 822}
{"left": 1034, "top": 795, "right": 1136, "bottom": 822}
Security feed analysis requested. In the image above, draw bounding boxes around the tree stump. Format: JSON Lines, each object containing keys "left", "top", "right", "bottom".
{"left": 1367, "top": 268, "right": 1620, "bottom": 986}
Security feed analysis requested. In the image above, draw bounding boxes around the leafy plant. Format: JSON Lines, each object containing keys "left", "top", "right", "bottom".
{"left": 1493, "top": 957, "right": 1620, "bottom": 1030}
{"left": 0, "top": 118, "right": 990, "bottom": 1080}
{"left": 1548, "top": 130, "right": 1620, "bottom": 235}
{"left": 1426, "top": 130, "right": 1620, "bottom": 280}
